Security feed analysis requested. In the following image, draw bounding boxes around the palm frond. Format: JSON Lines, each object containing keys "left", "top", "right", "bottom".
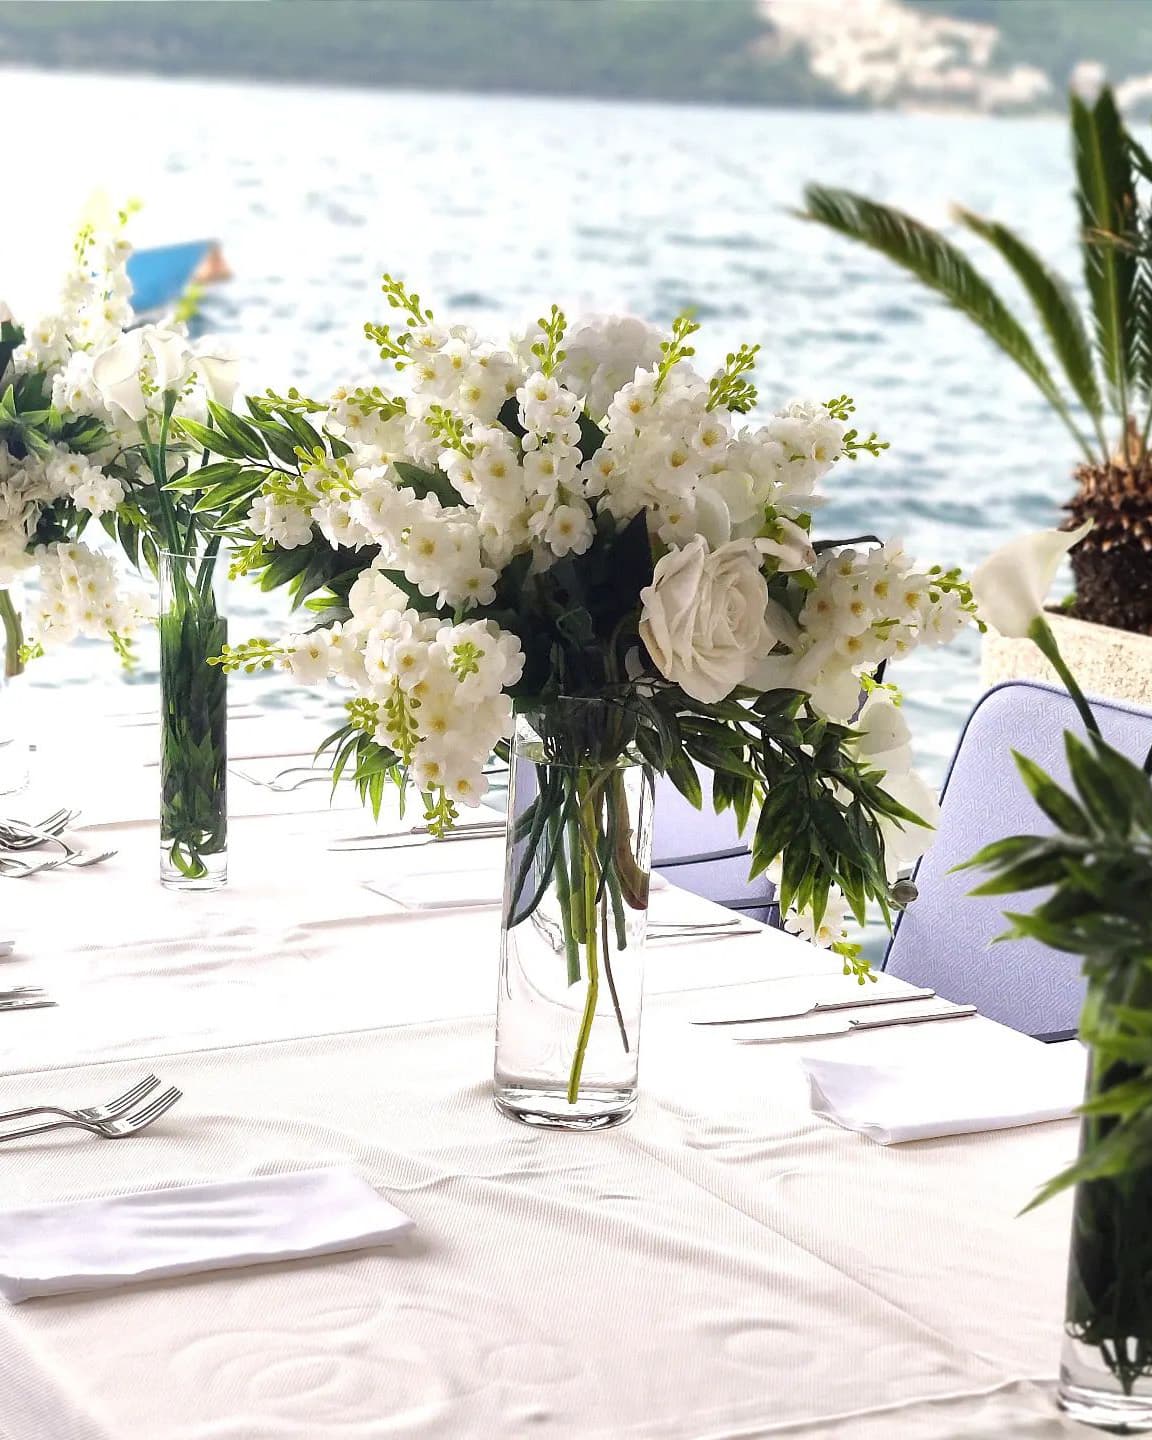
{"left": 1071, "top": 87, "right": 1139, "bottom": 411}
{"left": 800, "top": 184, "right": 1087, "bottom": 452}
{"left": 954, "top": 204, "right": 1105, "bottom": 432}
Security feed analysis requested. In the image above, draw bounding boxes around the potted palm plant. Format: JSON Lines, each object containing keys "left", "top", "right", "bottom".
{"left": 800, "top": 86, "right": 1152, "bottom": 704}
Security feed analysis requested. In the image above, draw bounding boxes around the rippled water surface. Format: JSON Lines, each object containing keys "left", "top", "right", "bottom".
{"left": 1, "top": 70, "right": 1082, "bottom": 773}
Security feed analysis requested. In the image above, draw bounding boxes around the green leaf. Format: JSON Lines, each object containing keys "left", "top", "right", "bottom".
{"left": 393, "top": 460, "right": 463, "bottom": 509}
{"left": 192, "top": 474, "right": 263, "bottom": 514}
{"left": 967, "top": 853, "right": 1072, "bottom": 896}
{"left": 176, "top": 416, "right": 249, "bottom": 461}
{"left": 163, "top": 461, "right": 243, "bottom": 493}
{"left": 1066, "top": 731, "right": 1130, "bottom": 835}
{"left": 800, "top": 185, "right": 1078, "bottom": 441}
{"left": 953, "top": 833, "right": 1054, "bottom": 872}
{"left": 1071, "top": 86, "right": 1138, "bottom": 408}
{"left": 1011, "top": 750, "right": 1095, "bottom": 836}
{"left": 247, "top": 416, "right": 304, "bottom": 467}
{"left": 955, "top": 205, "right": 1103, "bottom": 423}
{"left": 206, "top": 401, "right": 266, "bottom": 461}
{"left": 665, "top": 746, "right": 702, "bottom": 810}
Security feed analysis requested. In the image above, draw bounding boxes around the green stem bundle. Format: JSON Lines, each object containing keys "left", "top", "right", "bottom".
{"left": 0, "top": 588, "right": 23, "bottom": 680}
{"left": 159, "top": 552, "right": 228, "bottom": 880}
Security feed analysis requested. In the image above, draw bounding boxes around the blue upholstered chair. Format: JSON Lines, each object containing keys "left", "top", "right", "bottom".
{"left": 883, "top": 680, "right": 1152, "bottom": 1039}
{"left": 653, "top": 771, "right": 776, "bottom": 923}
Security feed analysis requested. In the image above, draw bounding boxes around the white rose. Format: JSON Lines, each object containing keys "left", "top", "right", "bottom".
{"left": 639, "top": 535, "right": 776, "bottom": 704}
{"left": 970, "top": 522, "right": 1091, "bottom": 638}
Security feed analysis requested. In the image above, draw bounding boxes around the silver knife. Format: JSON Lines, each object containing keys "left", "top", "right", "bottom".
{"left": 734, "top": 1005, "right": 977, "bottom": 1043}
{"left": 0, "top": 999, "right": 57, "bottom": 1013}
{"left": 329, "top": 823, "right": 505, "bottom": 851}
{"left": 693, "top": 986, "right": 937, "bottom": 1025}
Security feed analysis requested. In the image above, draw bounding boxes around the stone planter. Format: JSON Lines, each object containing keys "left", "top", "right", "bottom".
{"left": 982, "top": 611, "right": 1152, "bottom": 707}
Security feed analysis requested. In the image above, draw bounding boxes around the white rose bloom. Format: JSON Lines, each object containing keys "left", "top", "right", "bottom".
{"left": 970, "top": 522, "right": 1092, "bottom": 638}
{"left": 639, "top": 535, "right": 776, "bottom": 704}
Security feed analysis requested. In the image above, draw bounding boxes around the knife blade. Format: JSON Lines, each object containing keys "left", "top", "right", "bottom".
{"left": 0, "top": 999, "right": 57, "bottom": 1013}
{"left": 692, "top": 986, "right": 937, "bottom": 1025}
{"left": 734, "top": 1004, "right": 977, "bottom": 1043}
{"left": 329, "top": 824, "right": 505, "bottom": 851}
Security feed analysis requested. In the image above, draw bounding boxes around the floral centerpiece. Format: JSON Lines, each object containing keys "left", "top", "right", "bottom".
{"left": 0, "top": 211, "right": 240, "bottom": 885}
{"left": 201, "top": 277, "right": 974, "bottom": 1125}
{"left": 965, "top": 524, "right": 1152, "bottom": 1430}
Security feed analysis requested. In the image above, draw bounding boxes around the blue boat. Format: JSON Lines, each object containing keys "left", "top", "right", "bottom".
{"left": 125, "top": 240, "right": 230, "bottom": 317}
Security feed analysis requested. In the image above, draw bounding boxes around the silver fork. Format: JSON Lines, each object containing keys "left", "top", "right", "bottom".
{"left": 0, "top": 1086, "right": 182, "bottom": 1142}
{"left": 0, "top": 810, "right": 77, "bottom": 850}
{"left": 230, "top": 764, "right": 345, "bottom": 793}
{"left": 0, "top": 1074, "right": 161, "bottom": 1125}
{"left": 65, "top": 849, "right": 118, "bottom": 869}
{"left": 0, "top": 853, "right": 59, "bottom": 878}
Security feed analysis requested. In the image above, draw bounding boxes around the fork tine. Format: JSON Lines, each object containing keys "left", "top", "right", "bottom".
{"left": 107, "top": 1074, "right": 162, "bottom": 1116}
{"left": 125, "top": 1086, "right": 182, "bottom": 1131}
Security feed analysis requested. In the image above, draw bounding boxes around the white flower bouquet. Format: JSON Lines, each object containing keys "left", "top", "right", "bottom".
{"left": 0, "top": 214, "right": 239, "bottom": 669}
{"left": 203, "top": 277, "right": 974, "bottom": 965}
{"left": 0, "top": 211, "right": 245, "bottom": 884}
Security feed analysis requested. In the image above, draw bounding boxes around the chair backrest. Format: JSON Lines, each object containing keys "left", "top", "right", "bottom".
{"left": 653, "top": 770, "right": 775, "bottom": 922}
{"left": 884, "top": 680, "right": 1152, "bottom": 1036}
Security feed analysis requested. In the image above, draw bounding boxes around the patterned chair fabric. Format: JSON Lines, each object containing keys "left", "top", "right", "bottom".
{"left": 653, "top": 770, "right": 775, "bottom": 923}
{"left": 883, "top": 680, "right": 1152, "bottom": 1038}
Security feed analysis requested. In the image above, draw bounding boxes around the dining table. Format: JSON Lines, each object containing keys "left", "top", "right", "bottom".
{"left": 0, "top": 693, "right": 1086, "bottom": 1439}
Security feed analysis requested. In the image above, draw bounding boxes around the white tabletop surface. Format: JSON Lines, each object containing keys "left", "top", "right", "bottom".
{"left": 0, "top": 695, "right": 1082, "bottom": 1439}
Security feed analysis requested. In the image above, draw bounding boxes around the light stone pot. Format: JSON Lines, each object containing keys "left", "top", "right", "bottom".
{"left": 981, "top": 611, "right": 1152, "bottom": 707}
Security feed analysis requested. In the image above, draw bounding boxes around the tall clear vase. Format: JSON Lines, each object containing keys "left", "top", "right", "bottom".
{"left": 158, "top": 549, "right": 228, "bottom": 890}
{"left": 0, "top": 585, "right": 30, "bottom": 798}
{"left": 493, "top": 701, "right": 654, "bottom": 1131}
{"left": 1058, "top": 1039, "right": 1152, "bottom": 1431}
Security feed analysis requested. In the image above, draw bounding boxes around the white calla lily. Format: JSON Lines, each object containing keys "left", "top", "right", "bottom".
{"left": 142, "top": 327, "right": 193, "bottom": 393}
{"left": 193, "top": 340, "right": 240, "bottom": 409}
{"left": 756, "top": 517, "right": 816, "bottom": 572}
{"left": 91, "top": 330, "right": 148, "bottom": 422}
{"left": 970, "top": 522, "right": 1092, "bottom": 638}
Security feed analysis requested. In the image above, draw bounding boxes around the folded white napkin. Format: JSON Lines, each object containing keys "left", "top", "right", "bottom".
{"left": 0, "top": 1168, "right": 413, "bottom": 1303}
{"left": 802, "top": 1041, "right": 1086, "bottom": 1144}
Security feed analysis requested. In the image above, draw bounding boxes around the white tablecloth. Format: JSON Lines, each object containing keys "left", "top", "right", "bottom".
{"left": 0, "top": 697, "right": 1082, "bottom": 1438}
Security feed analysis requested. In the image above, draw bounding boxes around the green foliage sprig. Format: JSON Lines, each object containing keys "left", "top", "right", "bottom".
{"left": 708, "top": 343, "right": 760, "bottom": 413}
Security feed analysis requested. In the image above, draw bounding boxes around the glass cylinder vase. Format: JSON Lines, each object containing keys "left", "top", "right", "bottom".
{"left": 494, "top": 701, "right": 654, "bottom": 1131}
{"left": 1058, "top": 1040, "right": 1152, "bottom": 1431}
{"left": 158, "top": 549, "right": 228, "bottom": 890}
{"left": 0, "top": 585, "right": 30, "bottom": 798}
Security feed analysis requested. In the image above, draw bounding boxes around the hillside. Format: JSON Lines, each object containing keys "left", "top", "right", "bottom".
{"left": 1, "top": 0, "right": 1151, "bottom": 113}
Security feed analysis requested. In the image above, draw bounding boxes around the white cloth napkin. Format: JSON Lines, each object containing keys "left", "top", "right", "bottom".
{"left": 0, "top": 1168, "right": 413, "bottom": 1303}
{"left": 801, "top": 1041, "right": 1086, "bottom": 1144}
